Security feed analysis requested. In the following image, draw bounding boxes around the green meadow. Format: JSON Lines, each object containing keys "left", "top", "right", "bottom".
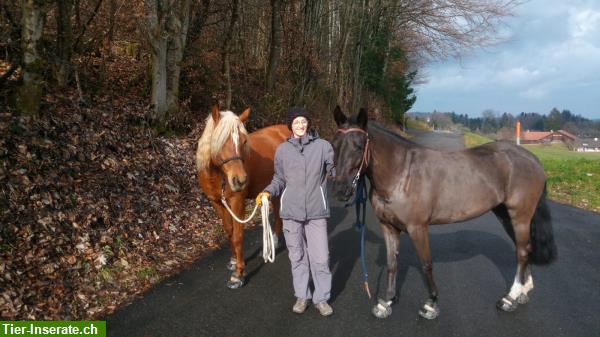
{"left": 463, "top": 133, "right": 600, "bottom": 213}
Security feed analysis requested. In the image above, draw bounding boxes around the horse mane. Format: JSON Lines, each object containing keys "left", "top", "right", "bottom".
{"left": 368, "top": 121, "right": 418, "bottom": 146}
{"left": 196, "top": 110, "right": 248, "bottom": 171}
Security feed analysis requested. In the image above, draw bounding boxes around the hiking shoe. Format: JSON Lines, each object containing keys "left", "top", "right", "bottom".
{"left": 315, "top": 302, "right": 333, "bottom": 316}
{"left": 292, "top": 298, "right": 309, "bottom": 314}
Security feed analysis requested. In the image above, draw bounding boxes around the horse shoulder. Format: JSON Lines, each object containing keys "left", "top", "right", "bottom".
{"left": 198, "top": 168, "right": 222, "bottom": 201}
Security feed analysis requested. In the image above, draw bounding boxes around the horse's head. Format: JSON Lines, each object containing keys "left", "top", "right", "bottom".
{"left": 197, "top": 105, "right": 251, "bottom": 192}
{"left": 331, "top": 106, "right": 369, "bottom": 202}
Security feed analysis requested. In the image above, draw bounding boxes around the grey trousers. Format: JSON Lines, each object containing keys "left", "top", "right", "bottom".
{"left": 282, "top": 218, "right": 332, "bottom": 304}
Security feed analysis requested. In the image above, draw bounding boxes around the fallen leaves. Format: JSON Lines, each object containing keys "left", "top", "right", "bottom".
{"left": 0, "top": 90, "right": 230, "bottom": 320}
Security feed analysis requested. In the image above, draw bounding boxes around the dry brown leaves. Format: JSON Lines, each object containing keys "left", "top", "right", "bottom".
{"left": 0, "top": 89, "right": 227, "bottom": 320}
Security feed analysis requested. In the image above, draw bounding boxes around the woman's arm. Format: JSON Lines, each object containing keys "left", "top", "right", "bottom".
{"left": 263, "top": 147, "right": 286, "bottom": 197}
{"left": 325, "top": 141, "right": 336, "bottom": 178}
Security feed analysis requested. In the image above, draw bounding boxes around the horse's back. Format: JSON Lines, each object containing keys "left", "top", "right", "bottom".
{"left": 245, "top": 124, "right": 289, "bottom": 196}
{"left": 412, "top": 141, "right": 545, "bottom": 223}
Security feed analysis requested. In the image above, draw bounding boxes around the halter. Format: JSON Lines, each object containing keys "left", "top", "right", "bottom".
{"left": 337, "top": 128, "right": 370, "bottom": 188}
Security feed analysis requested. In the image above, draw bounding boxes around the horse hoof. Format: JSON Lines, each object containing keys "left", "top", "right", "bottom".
{"left": 516, "top": 293, "right": 529, "bottom": 305}
{"left": 226, "top": 273, "right": 245, "bottom": 289}
{"left": 372, "top": 299, "right": 393, "bottom": 319}
{"left": 418, "top": 300, "right": 439, "bottom": 320}
{"left": 226, "top": 258, "right": 236, "bottom": 272}
{"left": 496, "top": 295, "right": 518, "bottom": 312}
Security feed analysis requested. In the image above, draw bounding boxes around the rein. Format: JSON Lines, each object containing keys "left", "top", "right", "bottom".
{"left": 337, "top": 127, "right": 372, "bottom": 298}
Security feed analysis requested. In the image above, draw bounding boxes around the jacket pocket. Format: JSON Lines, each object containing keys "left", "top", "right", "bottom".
{"left": 319, "top": 186, "right": 327, "bottom": 211}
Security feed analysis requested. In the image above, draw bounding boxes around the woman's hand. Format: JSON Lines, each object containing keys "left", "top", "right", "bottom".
{"left": 256, "top": 192, "right": 270, "bottom": 206}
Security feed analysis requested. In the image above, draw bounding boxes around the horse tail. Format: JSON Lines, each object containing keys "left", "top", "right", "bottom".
{"left": 529, "top": 183, "right": 557, "bottom": 265}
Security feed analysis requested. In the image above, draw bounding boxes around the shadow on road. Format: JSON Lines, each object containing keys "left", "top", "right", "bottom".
{"left": 372, "top": 228, "right": 516, "bottom": 301}
{"left": 329, "top": 221, "right": 379, "bottom": 302}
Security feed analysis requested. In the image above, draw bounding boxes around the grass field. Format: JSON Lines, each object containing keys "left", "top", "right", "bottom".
{"left": 463, "top": 134, "right": 600, "bottom": 213}
{"left": 523, "top": 143, "right": 600, "bottom": 213}
{"left": 463, "top": 132, "right": 493, "bottom": 147}
{"left": 406, "top": 117, "right": 430, "bottom": 130}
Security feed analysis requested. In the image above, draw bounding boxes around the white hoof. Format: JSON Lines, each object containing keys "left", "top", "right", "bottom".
{"left": 418, "top": 300, "right": 440, "bottom": 320}
{"left": 372, "top": 299, "right": 393, "bottom": 319}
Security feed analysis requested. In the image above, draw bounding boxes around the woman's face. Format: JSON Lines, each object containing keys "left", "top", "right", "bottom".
{"left": 291, "top": 116, "right": 309, "bottom": 138}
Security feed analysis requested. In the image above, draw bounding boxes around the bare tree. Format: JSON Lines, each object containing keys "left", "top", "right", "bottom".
{"left": 144, "top": 0, "right": 191, "bottom": 125}
{"left": 265, "top": 0, "right": 281, "bottom": 92}
{"left": 55, "top": 0, "right": 73, "bottom": 87}
{"left": 16, "top": 0, "right": 48, "bottom": 116}
{"left": 221, "top": 0, "right": 239, "bottom": 110}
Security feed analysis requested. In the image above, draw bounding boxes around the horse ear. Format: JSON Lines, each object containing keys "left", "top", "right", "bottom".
{"left": 333, "top": 105, "right": 347, "bottom": 126}
{"left": 211, "top": 105, "right": 220, "bottom": 123}
{"left": 239, "top": 108, "right": 251, "bottom": 123}
{"left": 357, "top": 108, "right": 368, "bottom": 129}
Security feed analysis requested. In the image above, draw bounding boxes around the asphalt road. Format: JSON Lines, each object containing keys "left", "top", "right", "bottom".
{"left": 106, "top": 129, "right": 600, "bottom": 337}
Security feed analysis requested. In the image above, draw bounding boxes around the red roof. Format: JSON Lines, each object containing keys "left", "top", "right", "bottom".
{"left": 522, "top": 131, "right": 551, "bottom": 141}
{"left": 521, "top": 129, "right": 577, "bottom": 141}
{"left": 557, "top": 130, "right": 577, "bottom": 140}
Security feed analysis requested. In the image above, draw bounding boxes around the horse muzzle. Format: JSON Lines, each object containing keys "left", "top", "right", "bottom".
{"left": 228, "top": 175, "right": 247, "bottom": 192}
{"left": 333, "top": 182, "right": 354, "bottom": 202}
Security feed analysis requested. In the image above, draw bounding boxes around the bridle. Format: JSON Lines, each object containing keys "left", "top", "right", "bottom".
{"left": 337, "top": 127, "right": 370, "bottom": 189}
{"left": 216, "top": 155, "right": 243, "bottom": 167}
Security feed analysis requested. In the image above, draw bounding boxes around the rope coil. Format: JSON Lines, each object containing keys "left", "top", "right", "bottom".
{"left": 220, "top": 195, "right": 276, "bottom": 263}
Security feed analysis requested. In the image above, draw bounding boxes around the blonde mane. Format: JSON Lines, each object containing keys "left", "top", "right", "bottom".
{"left": 196, "top": 110, "right": 248, "bottom": 171}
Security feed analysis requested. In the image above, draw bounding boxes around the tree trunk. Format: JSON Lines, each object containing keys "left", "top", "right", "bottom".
{"left": 145, "top": 0, "right": 168, "bottom": 123}
{"left": 184, "top": 0, "right": 210, "bottom": 59}
{"left": 16, "top": 0, "right": 47, "bottom": 116}
{"left": 107, "top": 0, "right": 117, "bottom": 56}
{"left": 222, "top": 0, "right": 239, "bottom": 110}
{"left": 151, "top": 35, "right": 168, "bottom": 121}
{"left": 265, "top": 0, "right": 281, "bottom": 92}
{"left": 166, "top": 0, "right": 191, "bottom": 115}
{"left": 55, "top": 0, "right": 73, "bottom": 87}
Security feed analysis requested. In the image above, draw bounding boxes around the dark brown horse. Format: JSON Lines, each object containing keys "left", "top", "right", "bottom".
{"left": 331, "top": 106, "right": 557, "bottom": 319}
{"left": 196, "top": 106, "right": 289, "bottom": 288}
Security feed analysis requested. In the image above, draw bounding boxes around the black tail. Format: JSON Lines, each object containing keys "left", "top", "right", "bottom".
{"left": 529, "top": 184, "right": 557, "bottom": 265}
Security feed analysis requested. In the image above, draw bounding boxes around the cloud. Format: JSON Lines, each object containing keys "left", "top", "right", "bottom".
{"left": 411, "top": 0, "right": 600, "bottom": 119}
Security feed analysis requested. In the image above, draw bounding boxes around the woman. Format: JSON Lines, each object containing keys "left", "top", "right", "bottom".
{"left": 257, "top": 107, "right": 335, "bottom": 316}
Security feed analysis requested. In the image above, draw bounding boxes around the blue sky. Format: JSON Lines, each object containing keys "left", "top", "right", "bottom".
{"left": 410, "top": 0, "right": 600, "bottom": 120}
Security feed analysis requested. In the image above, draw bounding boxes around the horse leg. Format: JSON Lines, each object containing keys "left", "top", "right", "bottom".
{"left": 372, "top": 223, "right": 401, "bottom": 319}
{"left": 493, "top": 204, "right": 515, "bottom": 243}
{"left": 209, "top": 200, "right": 237, "bottom": 272}
{"left": 407, "top": 224, "right": 440, "bottom": 320}
{"left": 227, "top": 195, "right": 246, "bottom": 289}
{"left": 270, "top": 197, "right": 283, "bottom": 250}
{"left": 497, "top": 215, "right": 533, "bottom": 311}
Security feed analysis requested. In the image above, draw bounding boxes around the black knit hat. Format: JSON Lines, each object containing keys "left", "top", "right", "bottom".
{"left": 286, "top": 106, "right": 311, "bottom": 130}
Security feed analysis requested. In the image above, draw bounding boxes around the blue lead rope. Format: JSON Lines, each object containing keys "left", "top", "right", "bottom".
{"left": 345, "top": 176, "right": 371, "bottom": 298}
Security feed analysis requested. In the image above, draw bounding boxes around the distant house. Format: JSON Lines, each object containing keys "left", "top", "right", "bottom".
{"left": 520, "top": 130, "right": 577, "bottom": 145}
{"left": 574, "top": 137, "right": 600, "bottom": 152}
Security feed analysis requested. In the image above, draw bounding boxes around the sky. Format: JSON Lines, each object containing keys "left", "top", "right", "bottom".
{"left": 410, "top": 0, "right": 600, "bottom": 120}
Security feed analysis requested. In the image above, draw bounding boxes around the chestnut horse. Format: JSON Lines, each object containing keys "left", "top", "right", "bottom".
{"left": 196, "top": 106, "right": 289, "bottom": 288}
{"left": 331, "top": 106, "right": 557, "bottom": 319}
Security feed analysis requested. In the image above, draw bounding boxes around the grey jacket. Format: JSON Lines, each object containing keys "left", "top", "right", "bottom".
{"left": 264, "top": 130, "right": 335, "bottom": 221}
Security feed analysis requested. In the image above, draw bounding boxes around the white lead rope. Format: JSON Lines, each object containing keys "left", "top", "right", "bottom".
{"left": 220, "top": 195, "right": 276, "bottom": 263}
